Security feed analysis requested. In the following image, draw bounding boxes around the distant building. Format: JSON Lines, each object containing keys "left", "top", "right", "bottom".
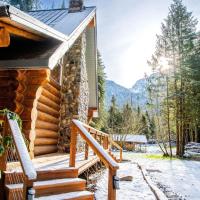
{"left": 112, "top": 134, "right": 147, "bottom": 151}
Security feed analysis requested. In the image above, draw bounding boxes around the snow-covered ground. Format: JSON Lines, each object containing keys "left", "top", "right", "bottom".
{"left": 123, "top": 150, "right": 200, "bottom": 200}
{"left": 95, "top": 145, "right": 200, "bottom": 200}
{"left": 95, "top": 161, "right": 156, "bottom": 200}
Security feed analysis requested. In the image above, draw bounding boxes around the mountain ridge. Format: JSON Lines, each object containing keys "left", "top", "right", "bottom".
{"left": 105, "top": 78, "right": 148, "bottom": 109}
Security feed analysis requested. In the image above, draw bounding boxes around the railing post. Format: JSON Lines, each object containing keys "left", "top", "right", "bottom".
{"left": 0, "top": 118, "right": 8, "bottom": 200}
{"left": 85, "top": 143, "right": 89, "bottom": 160}
{"left": 106, "top": 136, "right": 109, "bottom": 150}
{"left": 70, "top": 124, "right": 77, "bottom": 167}
{"left": 24, "top": 180, "right": 35, "bottom": 200}
{"left": 120, "top": 149, "right": 122, "bottom": 162}
{"left": 0, "top": 156, "right": 6, "bottom": 200}
{"left": 100, "top": 133, "right": 102, "bottom": 145}
{"left": 108, "top": 168, "right": 117, "bottom": 200}
{"left": 93, "top": 133, "right": 97, "bottom": 156}
{"left": 84, "top": 128, "right": 89, "bottom": 160}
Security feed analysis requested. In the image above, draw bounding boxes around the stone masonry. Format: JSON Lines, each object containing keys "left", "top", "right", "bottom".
{"left": 58, "top": 33, "right": 89, "bottom": 152}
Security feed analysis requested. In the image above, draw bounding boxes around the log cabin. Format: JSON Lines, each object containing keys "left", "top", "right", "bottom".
{"left": 0, "top": 1, "right": 122, "bottom": 199}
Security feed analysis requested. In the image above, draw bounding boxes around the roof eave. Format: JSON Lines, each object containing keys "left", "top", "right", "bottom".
{"left": 0, "top": 58, "right": 49, "bottom": 69}
{"left": 48, "top": 7, "right": 96, "bottom": 70}
{"left": 0, "top": 4, "right": 68, "bottom": 42}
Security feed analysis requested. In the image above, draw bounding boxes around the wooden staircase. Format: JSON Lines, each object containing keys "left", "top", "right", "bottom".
{"left": 4, "top": 168, "right": 94, "bottom": 200}
{"left": 0, "top": 112, "right": 122, "bottom": 200}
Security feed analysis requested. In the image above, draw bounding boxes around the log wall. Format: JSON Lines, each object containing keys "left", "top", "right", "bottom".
{"left": 0, "top": 69, "right": 61, "bottom": 158}
{"left": 33, "top": 78, "right": 61, "bottom": 156}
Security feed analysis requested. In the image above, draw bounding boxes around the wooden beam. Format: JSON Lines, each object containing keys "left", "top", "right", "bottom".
{"left": 88, "top": 17, "right": 96, "bottom": 28}
{"left": 0, "top": 21, "right": 43, "bottom": 41}
{"left": 0, "top": 27, "right": 10, "bottom": 47}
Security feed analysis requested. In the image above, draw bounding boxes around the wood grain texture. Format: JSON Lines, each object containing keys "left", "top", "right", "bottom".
{"left": 0, "top": 27, "right": 10, "bottom": 47}
{"left": 34, "top": 145, "right": 58, "bottom": 156}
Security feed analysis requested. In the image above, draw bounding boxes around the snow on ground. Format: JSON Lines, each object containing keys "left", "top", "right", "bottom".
{"left": 124, "top": 150, "right": 200, "bottom": 200}
{"left": 95, "top": 161, "right": 156, "bottom": 200}
{"left": 95, "top": 145, "right": 200, "bottom": 200}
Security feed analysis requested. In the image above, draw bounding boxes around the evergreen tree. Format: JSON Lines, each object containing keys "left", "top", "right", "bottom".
{"left": 91, "top": 51, "right": 107, "bottom": 131}
{"left": 148, "top": 0, "right": 200, "bottom": 156}
{"left": 107, "top": 95, "right": 122, "bottom": 134}
{"left": 61, "top": 0, "right": 66, "bottom": 9}
{"left": 6, "top": 0, "right": 40, "bottom": 11}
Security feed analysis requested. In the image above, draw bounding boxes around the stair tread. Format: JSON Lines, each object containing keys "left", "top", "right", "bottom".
{"left": 6, "top": 178, "right": 85, "bottom": 190}
{"left": 35, "top": 191, "right": 94, "bottom": 200}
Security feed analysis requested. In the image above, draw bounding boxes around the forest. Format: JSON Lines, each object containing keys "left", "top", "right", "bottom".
{"left": 95, "top": 0, "right": 200, "bottom": 158}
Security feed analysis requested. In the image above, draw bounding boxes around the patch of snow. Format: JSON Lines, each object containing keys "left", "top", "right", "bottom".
{"left": 95, "top": 161, "right": 156, "bottom": 200}
{"left": 123, "top": 151, "right": 200, "bottom": 200}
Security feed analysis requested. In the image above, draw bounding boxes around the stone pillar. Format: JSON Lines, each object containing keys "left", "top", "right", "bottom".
{"left": 58, "top": 33, "right": 89, "bottom": 152}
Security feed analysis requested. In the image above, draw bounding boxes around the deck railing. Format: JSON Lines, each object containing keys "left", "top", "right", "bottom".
{"left": 0, "top": 111, "right": 37, "bottom": 200}
{"left": 70, "top": 119, "right": 122, "bottom": 200}
{"left": 108, "top": 138, "right": 123, "bottom": 162}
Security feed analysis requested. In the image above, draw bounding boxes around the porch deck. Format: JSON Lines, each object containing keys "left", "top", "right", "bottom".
{"left": 7, "top": 152, "right": 99, "bottom": 175}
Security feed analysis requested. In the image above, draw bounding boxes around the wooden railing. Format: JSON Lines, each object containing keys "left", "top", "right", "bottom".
{"left": 0, "top": 111, "right": 37, "bottom": 200}
{"left": 108, "top": 138, "right": 123, "bottom": 163}
{"left": 70, "top": 119, "right": 122, "bottom": 200}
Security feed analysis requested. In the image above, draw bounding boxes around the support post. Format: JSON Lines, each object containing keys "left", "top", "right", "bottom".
{"left": 24, "top": 180, "right": 35, "bottom": 200}
{"left": 85, "top": 128, "right": 90, "bottom": 160}
{"left": 0, "top": 118, "right": 8, "bottom": 200}
{"left": 120, "top": 149, "right": 122, "bottom": 162}
{"left": 108, "top": 168, "right": 117, "bottom": 200}
{"left": 93, "top": 133, "right": 97, "bottom": 155}
{"left": 69, "top": 124, "right": 78, "bottom": 167}
{"left": 85, "top": 143, "right": 89, "bottom": 160}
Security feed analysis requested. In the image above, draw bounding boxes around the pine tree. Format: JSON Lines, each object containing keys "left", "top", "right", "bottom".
{"left": 61, "top": 0, "right": 66, "bottom": 9}
{"left": 107, "top": 95, "right": 122, "bottom": 135}
{"left": 7, "top": 0, "right": 40, "bottom": 11}
{"left": 91, "top": 51, "right": 107, "bottom": 131}
{"left": 148, "top": 0, "right": 199, "bottom": 157}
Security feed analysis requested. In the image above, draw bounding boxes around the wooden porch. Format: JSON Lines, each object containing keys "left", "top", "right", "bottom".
{"left": 7, "top": 152, "right": 100, "bottom": 175}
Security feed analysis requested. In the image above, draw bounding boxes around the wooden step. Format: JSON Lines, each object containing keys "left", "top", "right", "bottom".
{"left": 4, "top": 168, "right": 79, "bottom": 184}
{"left": 35, "top": 191, "right": 94, "bottom": 200}
{"left": 5, "top": 178, "right": 86, "bottom": 199}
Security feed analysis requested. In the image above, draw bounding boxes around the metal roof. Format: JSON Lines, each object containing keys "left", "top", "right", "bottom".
{"left": 28, "top": 9, "right": 68, "bottom": 27}
{"left": 28, "top": 7, "right": 95, "bottom": 36}
{"left": 113, "top": 134, "right": 148, "bottom": 144}
{"left": 0, "top": 4, "right": 96, "bottom": 69}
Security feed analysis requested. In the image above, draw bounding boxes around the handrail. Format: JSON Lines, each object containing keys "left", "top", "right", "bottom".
{"left": 108, "top": 137, "right": 123, "bottom": 162}
{"left": 83, "top": 123, "right": 122, "bottom": 162}
{"left": 83, "top": 123, "right": 109, "bottom": 137}
{"left": 7, "top": 113, "right": 37, "bottom": 181}
{"left": 72, "top": 119, "right": 119, "bottom": 170}
{"left": 0, "top": 111, "right": 37, "bottom": 199}
{"left": 70, "top": 119, "right": 120, "bottom": 200}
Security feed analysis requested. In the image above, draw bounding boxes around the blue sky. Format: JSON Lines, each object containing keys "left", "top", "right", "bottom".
{"left": 42, "top": 0, "right": 200, "bottom": 88}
